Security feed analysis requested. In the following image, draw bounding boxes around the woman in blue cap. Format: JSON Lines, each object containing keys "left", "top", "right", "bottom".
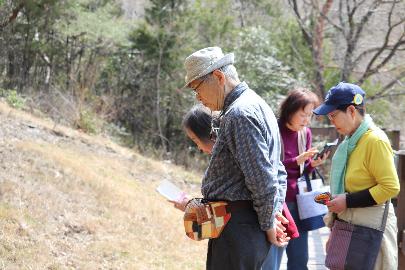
{"left": 313, "top": 82, "right": 400, "bottom": 270}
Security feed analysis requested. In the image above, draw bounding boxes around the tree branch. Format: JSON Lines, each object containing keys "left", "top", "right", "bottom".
{"left": 0, "top": 2, "right": 25, "bottom": 29}
{"left": 319, "top": 9, "right": 345, "bottom": 34}
{"left": 353, "top": 42, "right": 405, "bottom": 65}
{"left": 338, "top": 0, "right": 346, "bottom": 35}
{"left": 357, "top": 0, "right": 404, "bottom": 84}
{"left": 312, "top": 0, "right": 333, "bottom": 97}
{"left": 357, "top": 32, "right": 405, "bottom": 84}
{"left": 288, "top": 0, "right": 313, "bottom": 46}
{"left": 368, "top": 91, "right": 405, "bottom": 101}
{"left": 352, "top": 0, "right": 382, "bottom": 48}
{"left": 367, "top": 70, "right": 405, "bottom": 100}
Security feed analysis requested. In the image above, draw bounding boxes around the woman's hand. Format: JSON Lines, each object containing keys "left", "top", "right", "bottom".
{"left": 310, "top": 150, "right": 330, "bottom": 167}
{"left": 168, "top": 193, "right": 191, "bottom": 212}
{"left": 326, "top": 194, "right": 347, "bottom": 214}
{"left": 296, "top": 147, "right": 318, "bottom": 165}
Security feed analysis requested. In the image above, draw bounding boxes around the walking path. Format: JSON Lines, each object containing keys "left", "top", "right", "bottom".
{"left": 280, "top": 226, "right": 330, "bottom": 270}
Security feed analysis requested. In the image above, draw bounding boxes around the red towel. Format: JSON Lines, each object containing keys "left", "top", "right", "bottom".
{"left": 282, "top": 203, "right": 299, "bottom": 239}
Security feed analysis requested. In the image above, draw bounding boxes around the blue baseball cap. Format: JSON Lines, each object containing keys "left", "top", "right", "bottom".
{"left": 313, "top": 82, "right": 365, "bottom": 115}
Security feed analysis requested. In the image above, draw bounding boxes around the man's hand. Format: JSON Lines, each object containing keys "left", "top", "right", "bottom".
{"left": 275, "top": 212, "right": 287, "bottom": 238}
{"left": 326, "top": 194, "right": 347, "bottom": 214}
{"left": 275, "top": 212, "right": 289, "bottom": 234}
{"left": 266, "top": 216, "right": 290, "bottom": 247}
{"left": 266, "top": 227, "right": 290, "bottom": 247}
{"left": 276, "top": 212, "right": 289, "bottom": 225}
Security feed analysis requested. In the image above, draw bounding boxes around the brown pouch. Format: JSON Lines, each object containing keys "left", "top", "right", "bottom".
{"left": 183, "top": 198, "right": 231, "bottom": 241}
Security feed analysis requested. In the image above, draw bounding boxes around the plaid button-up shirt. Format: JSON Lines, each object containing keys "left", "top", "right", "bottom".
{"left": 202, "top": 82, "right": 287, "bottom": 231}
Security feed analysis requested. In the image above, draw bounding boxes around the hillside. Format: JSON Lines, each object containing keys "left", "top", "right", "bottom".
{"left": 0, "top": 101, "right": 206, "bottom": 269}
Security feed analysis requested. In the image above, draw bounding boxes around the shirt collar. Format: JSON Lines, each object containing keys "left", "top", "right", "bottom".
{"left": 221, "top": 82, "right": 248, "bottom": 115}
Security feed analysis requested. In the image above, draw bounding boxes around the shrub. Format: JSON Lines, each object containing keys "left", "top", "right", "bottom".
{"left": 77, "top": 110, "right": 99, "bottom": 134}
{"left": 2, "top": 89, "right": 26, "bottom": 109}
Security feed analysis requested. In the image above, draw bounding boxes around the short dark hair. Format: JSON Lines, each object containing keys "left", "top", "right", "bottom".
{"left": 336, "top": 104, "right": 366, "bottom": 116}
{"left": 182, "top": 105, "right": 212, "bottom": 142}
{"left": 279, "top": 88, "right": 319, "bottom": 125}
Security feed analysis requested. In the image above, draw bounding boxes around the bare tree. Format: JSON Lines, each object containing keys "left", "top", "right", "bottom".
{"left": 288, "top": 0, "right": 405, "bottom": 99}
{"left": 288, "top": 0, "right": 334, "bottom": 97}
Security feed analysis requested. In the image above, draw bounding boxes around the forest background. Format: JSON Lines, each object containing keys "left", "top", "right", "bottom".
{"left": 1, "top": 0, "right": 404, "bottom": 171}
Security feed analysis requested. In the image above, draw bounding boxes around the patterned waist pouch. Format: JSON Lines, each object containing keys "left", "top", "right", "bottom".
{"left": 183, "top": 198, "right": 231, "bottom": 241}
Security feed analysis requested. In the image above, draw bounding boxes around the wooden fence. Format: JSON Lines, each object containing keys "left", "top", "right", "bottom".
{"left": 312, "top": 126, "right": 400, "bottom": 150}
{"left": 311, "top": 126, "right": 340, "bottom": 141}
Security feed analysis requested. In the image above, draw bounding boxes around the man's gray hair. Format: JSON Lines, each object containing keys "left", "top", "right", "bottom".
{"left": 200, "top": 64, "right": 239, "bottom": 81}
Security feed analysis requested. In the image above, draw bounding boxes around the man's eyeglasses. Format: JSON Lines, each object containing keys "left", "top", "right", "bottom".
{"left": 189, "top": 78, "right": 206, "bottom": 92}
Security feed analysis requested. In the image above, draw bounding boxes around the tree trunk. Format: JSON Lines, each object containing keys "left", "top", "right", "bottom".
{"left": 155, "top": 45, "right": 168, "bottom": 153}
{"left": 312, "top": 0, "right": 333, "bottom": 97}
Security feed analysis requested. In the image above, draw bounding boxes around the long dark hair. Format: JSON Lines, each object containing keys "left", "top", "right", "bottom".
{"left": 182, "top": 105, "right": 212, "bottom": 142}
{"left": 279, "top": 88, "right": 319, "bottom": 125}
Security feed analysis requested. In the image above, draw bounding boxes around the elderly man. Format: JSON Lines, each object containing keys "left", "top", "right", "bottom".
{"left": 183, "top": 47, "right": 288, "bottom": 269}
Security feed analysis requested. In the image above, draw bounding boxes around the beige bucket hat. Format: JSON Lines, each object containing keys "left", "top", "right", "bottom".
{"left": 183, "top": 47, "right": 234, "bottom": 88}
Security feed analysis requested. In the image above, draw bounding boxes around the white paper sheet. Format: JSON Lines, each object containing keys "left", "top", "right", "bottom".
{"left": 156, "top": 179, "right": 184, "bottom": 201}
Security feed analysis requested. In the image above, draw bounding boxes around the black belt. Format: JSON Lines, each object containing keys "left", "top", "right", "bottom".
{"left": 226, "top": 200, "right": 253, "bottom": 212}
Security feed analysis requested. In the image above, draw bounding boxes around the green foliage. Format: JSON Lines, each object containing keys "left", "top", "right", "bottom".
{"left": 77, "top": 110, "right": 100, "bottom": 134}
{"left": 124, "top": 0, "right": 191, "bottom": 152}
{"left": 102, "top": 122, "right": 132, "bottom": 145}
{"left": 236, "top": 26, "right": 298, "bottom": 98}
{"left": 271, "top": 18, "right": 314, "bottom": 82}
{"left": 367, "top": 99, "right": 390, "bottom": 126}
{"left": 130, "top": 23, "right": 177, "bottom": 72}
{"left": 189, "top": 0, "right": 236, "bottom": 46}
{"left": 56, "top": 0, "right": 130, "bottom": 45}
{"left": 323, "top": 67, "right": 342, "bottom": 92}
{"left": 359, "top": 80, "right": 390, "bottom": 126}
{"left": 1, "top": 0, "right": 402, "bottom": 168}
{"left": 1, "top": 89, "right": 25, "bottom": 109}
{"left": 130, "top": 0, "right": 190, "bottom": 71}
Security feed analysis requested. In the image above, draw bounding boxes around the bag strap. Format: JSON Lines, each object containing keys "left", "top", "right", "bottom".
{"left": 301, "top": 168, "right": 325, "bottom": 192}
{"left": 297, "top": 127, "right": 307, "bottom": 175}
{"left": 380, "top": 201, "right": 390, "bottom": 232}
{"left": 302, "top": 172, "right": 313, "bottom": 192}
{"left": 280, "top": 134, "right": 285, "bottom": 161}
{"left": 312, "top": 168, "right": 325, "bottom": 185}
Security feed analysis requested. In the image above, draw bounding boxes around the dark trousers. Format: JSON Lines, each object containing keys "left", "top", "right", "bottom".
{"left": 286, "top": 202, "right": 309, "bottom": 270}
{"left": 206, "top": 206, "right": 271, "bottom": 270}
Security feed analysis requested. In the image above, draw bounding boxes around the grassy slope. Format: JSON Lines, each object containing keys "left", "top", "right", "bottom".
{"left": 0, "top": 102, "right": 206, "bottom": 269}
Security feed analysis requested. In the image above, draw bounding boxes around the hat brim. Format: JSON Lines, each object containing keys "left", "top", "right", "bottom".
{"left": 313, "top": 103, "right": 337, "bottom": 115}
{"left": 182, "top": 53, "right": 235, "bottom": 89}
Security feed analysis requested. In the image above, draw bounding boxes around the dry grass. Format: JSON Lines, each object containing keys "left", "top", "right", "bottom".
{"left": 0, "top": 101, "right": 207, "bottom": 269}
